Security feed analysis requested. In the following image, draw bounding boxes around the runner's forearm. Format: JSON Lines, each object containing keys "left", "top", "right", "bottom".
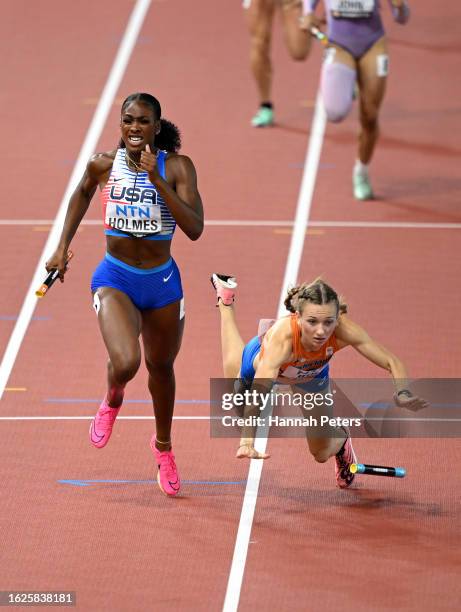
{"left": 57, "top": 188, "right": 94, "bottom": 250}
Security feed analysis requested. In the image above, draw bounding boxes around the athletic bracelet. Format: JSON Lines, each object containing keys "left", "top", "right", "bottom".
{"left": 396, "top": 389, "right": 413, "bottom": 398}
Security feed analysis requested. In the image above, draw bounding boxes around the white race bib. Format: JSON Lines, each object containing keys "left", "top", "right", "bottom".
{"left": 278, "top": 363, "right": 328, "bottom": 382}
{"left": 330, "top": 0, "right": 375, "bottom": 18}
{"left": 105, "top": 201, "right": 162, "bottom": 237}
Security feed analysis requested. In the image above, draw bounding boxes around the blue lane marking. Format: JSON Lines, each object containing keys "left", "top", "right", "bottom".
{"left": 46, "top": 398, "right": 210, "bottom": 404}
{"left": 59, "top": 479, "right": 246, "bottom": 487}
{"left": 44, "top": 399, "right": 460, "bottom": 408}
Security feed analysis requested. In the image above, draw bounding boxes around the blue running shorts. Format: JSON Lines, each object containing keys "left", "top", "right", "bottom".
{"left": 91, "top": 252, "right": 183, "bottom": 311}
{"left": 240, "top": 336, "right": 262, "bottom": 384}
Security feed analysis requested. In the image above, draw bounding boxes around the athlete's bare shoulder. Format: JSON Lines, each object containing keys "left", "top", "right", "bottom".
{"left": 87, "top": 150, "right": 117, "bottom": 178}
{"left": 265, "top": 315, "right": 293, "bottom": 345}
{"left": 260, "top": 315, "right": 293, "bottom": 365}
{"left": 335, "top": 314, "right": 369, "bottom": 348}
{"left": 164, "top": 151, "right": 197, "bottom": 183}
{"left": 163, "top": 151, "right": 187, "bottom": 165}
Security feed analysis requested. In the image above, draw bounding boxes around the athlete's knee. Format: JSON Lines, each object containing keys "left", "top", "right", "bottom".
{"left": 310, "top": 447, "right": 330, "bottom": 463}
{"left": 286, "top": 35, "right": 310, "bottom": 62}
{"left": 321, "top": 61, "right": 356, "bottom": 123}
{"left": 288, "top": 47, "right": 309, "bottom": 62}
{"left": 308, "top": 442, "right": 331, "bottom": 463}
{"left": 360, "top": 107, "right": 379, "bottom": 131}
{"left": 326, "top": 105, "right": 350, "bottom": 124}
{"left": 110, "top": 352, "right": 141, "bottom": 384}
{"left": 145, "top": 357, "right": 175, "bottom": 379}
{"left": 361, "top": 117, "right": 379, "bottom": 134}
{"left": 250, "top": 39, "right": 271, "bottom": 66}
{"left": 360, "top": 92, "right": 382, "bottom": 125}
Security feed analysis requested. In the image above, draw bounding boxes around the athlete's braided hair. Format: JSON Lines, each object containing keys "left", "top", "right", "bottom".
{"left": 284, "top": 278, "right": 347, "bottom": 316}
{"left": 118, "top": 92, "right": 181, "bottom": 153}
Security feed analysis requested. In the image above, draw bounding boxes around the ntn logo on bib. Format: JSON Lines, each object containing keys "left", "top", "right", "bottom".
{"left": 105, "top": 201, "right": 162, "bottom": 235}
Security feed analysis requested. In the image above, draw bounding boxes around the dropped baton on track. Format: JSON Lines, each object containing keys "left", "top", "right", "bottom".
{"left": 350, "top": 463, "right": 406, "bottom": 478}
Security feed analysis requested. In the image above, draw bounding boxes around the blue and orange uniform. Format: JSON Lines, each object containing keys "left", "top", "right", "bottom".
{"left": 240, "top": 314, "right": 343, "bottom": 389}
{"left": 91, "top": 148, "right": 183, "bottom": 311}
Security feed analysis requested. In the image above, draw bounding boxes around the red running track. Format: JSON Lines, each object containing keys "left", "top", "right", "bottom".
{"left": 0, "top": 1, "right": 460, "bottom": 610}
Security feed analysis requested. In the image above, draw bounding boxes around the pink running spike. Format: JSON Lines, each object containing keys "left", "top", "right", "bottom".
{"left": 89, "top": 398, "right": 120, "bottom": 448}
{"left": 335, "top": 435, "right": 357, "bottom": 489}
{"left": 150, "top": 435, "right": 181, "bottom": 497}
{"left": 210, "top": 273, "right": 237, "bottom": 306}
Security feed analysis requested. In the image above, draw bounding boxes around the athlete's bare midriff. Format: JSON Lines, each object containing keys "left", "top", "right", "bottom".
{"left": 106, "top": 234, "right": 172, "bottom": 269}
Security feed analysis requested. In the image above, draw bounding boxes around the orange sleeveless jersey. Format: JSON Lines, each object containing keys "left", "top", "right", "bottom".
{"left": 261, "top": 314, "right": 342, "bottom": 384}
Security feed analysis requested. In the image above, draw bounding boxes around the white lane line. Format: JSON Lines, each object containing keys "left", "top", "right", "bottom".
{"left": 0, "top": 0, "right": 152, "bottom": 401}
{"left": 2, "top": 416, "right": 460, "bottom": 423}
{"left": 210, "top": 221, "right": 461, "bottom": 229}
{"left": 2, "top": 219, "right": 460, "bottom": 229}
{"left": 304, "top": 221, "right": 461, "bottom": 229}
{"left": 222, "top": 90, "right": 327, "bottom": 612}
{"left": 0, "top": 416, "right": 211, "bottom": 421}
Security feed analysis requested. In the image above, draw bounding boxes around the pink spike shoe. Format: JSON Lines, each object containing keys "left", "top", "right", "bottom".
{"left": 210, "top": 273, "right": 237, "bottom": 306}
{"left": 89, "top": 398, "right": 120, "bottom": 448}
{"left": 335, "top": 433, "right": 357, "bottom": 489}
{"left": 150, "top": 435, "right": 181, "bottom": 497}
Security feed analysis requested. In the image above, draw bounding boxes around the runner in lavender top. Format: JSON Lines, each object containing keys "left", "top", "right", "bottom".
{"left": 301, "top": 1, "right": 410, "bottom": 200}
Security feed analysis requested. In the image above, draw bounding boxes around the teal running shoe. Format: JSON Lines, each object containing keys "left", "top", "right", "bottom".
{"left": 353, "top": 172, "right": 374, "bottom": 200}
{"left": 251, "top": 106, "right": 274, "bottom": 127}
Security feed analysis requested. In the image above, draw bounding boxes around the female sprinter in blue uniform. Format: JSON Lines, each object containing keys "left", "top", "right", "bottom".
{"left": 46, "top": 93, "right": 204, "bottom": 497}
{"left": 211, "top": 274, "right": 426, "bottom": 488}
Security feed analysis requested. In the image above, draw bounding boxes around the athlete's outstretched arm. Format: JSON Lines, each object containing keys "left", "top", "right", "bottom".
{"left": 336, "top": 316, "right": 428, "bottom": 410}
{"left": 46, "top": 155, "right": 107, "bottom": 279}
{"left": 237, "top": 327, "right": 292, "bottom": 459}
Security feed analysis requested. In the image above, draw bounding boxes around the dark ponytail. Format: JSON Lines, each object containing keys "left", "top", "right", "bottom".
{"left": 118, "top": 92, "right": 181, "bottom": 153}
{"left": 154, "top": 118, "right": 181, "bottom": 153}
